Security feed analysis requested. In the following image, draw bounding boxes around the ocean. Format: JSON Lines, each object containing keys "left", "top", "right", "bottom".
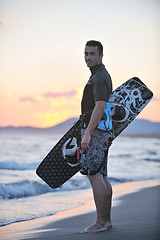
{"left": 0, "top": 134, "right": 160, "bottom": 226}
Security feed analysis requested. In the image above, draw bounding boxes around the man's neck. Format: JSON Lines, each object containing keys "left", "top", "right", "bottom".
{"left": 90, "top": 63, "right": 103, "bottom": 74}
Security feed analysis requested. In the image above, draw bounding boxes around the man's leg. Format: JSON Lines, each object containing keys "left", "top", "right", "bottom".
{"left": 104, "top": 177, "right": 112, "bottom": 226}
{"left": 82, "top": 175, "right": 112, "bottom": 233}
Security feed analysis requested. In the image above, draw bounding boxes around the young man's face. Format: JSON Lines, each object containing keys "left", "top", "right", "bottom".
{"left": 84, "top": 45, "right": 103, "bottom": 68}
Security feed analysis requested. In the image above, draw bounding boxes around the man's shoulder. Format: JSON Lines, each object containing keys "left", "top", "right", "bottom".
{"left": 99, "top": 64, "right": 110, "bottom": 77}
{"left": 91, "top": 67, "right": 111, "bottom": 82}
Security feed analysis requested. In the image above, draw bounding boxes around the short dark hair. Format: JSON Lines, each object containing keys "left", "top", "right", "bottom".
{"left": 86, "top": 40, "right": 103, "bottom": 55}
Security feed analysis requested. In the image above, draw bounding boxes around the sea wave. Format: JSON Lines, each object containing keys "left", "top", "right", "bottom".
{"left": 1, "top": 157, "right": 159, "bottom": 171}
{"left": 0, "top": 177, "right": 129, "bottom": 200}
{"left": 0, "top": 181, "right": 52, "bottom": 199}
{"left": 143, "top": 158, "right": 160, "bottom": 163}
{"left": 0, "top": 161, "right": 38, "bottom": 170}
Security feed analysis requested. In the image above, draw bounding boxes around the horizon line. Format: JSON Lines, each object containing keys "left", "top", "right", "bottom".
{"left": 0, "top": 117, "right": 159, "bottom": 129}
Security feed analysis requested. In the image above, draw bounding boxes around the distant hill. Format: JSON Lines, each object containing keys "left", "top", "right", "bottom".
{"left": 0, "top": 118, "right": 160, "bottom": 137}
{"left": 121, "top": 119, "right": 160, "bottom": 137}
{"left": 0, "top": 118, "right": 78, "bottom": 135}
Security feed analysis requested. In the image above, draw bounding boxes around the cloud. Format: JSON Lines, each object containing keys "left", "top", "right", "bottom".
{"left": 42, "top": 90, "right": 77, "bottom": 98}
{"left": 18, "top": 89, "right": 78, "bottom": 103}
{"left": 0, "top": 20, "right": 5, "bottom": 25}
{"left": 19, "top": 96, "right": 37, "bottom": 103}
{"left": 0, "top": 20, "right": 12, "bottom": 26}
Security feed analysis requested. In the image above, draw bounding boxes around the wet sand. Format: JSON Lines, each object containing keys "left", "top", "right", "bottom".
{"left": 1, "top": 179, "right": 160, "bottom": 240}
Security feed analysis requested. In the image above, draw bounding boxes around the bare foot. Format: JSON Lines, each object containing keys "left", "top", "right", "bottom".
{"left": 80, "top": 221, "right": 112, "bottom": 234}
{"left": 106, "top": 220, "right": 112, "bottom": 228}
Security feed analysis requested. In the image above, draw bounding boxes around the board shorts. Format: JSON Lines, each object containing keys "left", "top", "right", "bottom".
{"left": 80, "top": 129, "right": 111, "bottom": 177}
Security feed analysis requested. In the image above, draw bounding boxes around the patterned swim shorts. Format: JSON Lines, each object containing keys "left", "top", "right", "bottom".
{"left": 80, "top": 129, "right": 111, "bottom": 176}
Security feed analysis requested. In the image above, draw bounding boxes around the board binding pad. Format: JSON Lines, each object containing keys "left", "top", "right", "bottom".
{"left": 36, "top": 77, "right": 153, "bottom": 189}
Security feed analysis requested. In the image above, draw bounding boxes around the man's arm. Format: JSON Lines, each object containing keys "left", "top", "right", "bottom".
{"left": 81, "top": 100, "right": 105, "bottom": 150}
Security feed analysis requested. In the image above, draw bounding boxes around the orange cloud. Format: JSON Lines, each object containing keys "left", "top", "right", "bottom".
{"left": 0, "top": 20, "right": 5, "bottom": 25}
{"left": 0, "top": 20, "right": 13, "bottom": 26}
{"left": 19, "top": 96, "right": 37, "bottom": 103}
{"left": 42, "top": 90, "right": 77, "bottom": 98}
{"left": 18, "top": 90, "right": 77, "bottom": 103}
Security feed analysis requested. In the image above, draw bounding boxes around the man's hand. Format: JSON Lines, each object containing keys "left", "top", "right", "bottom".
{"left": 81, "top": 132, "right": 91, "bottom": 151}
{"left": 81, "top": 101, "right": 105, "bottom": 150}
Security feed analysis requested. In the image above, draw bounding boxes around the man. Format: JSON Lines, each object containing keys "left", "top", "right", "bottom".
{"left": 80, "top": 40, "right": 113, "bottom": 233}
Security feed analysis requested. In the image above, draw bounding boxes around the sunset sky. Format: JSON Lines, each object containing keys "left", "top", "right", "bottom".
{"left": 1, "top": 0, "right": 160, "bottom": 127}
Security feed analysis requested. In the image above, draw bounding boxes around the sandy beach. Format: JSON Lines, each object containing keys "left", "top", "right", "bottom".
{"left": 1, "top": 179, "right": 160, "bottom": 240}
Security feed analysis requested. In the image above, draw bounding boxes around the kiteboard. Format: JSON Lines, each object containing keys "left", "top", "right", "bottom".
{"left": 36, "top": 77, "right": 153, "bottom": 188}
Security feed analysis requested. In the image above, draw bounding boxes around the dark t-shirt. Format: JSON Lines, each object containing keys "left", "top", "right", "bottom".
{"left": 81, "top": 64, "right": 112, "bottom": 115}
